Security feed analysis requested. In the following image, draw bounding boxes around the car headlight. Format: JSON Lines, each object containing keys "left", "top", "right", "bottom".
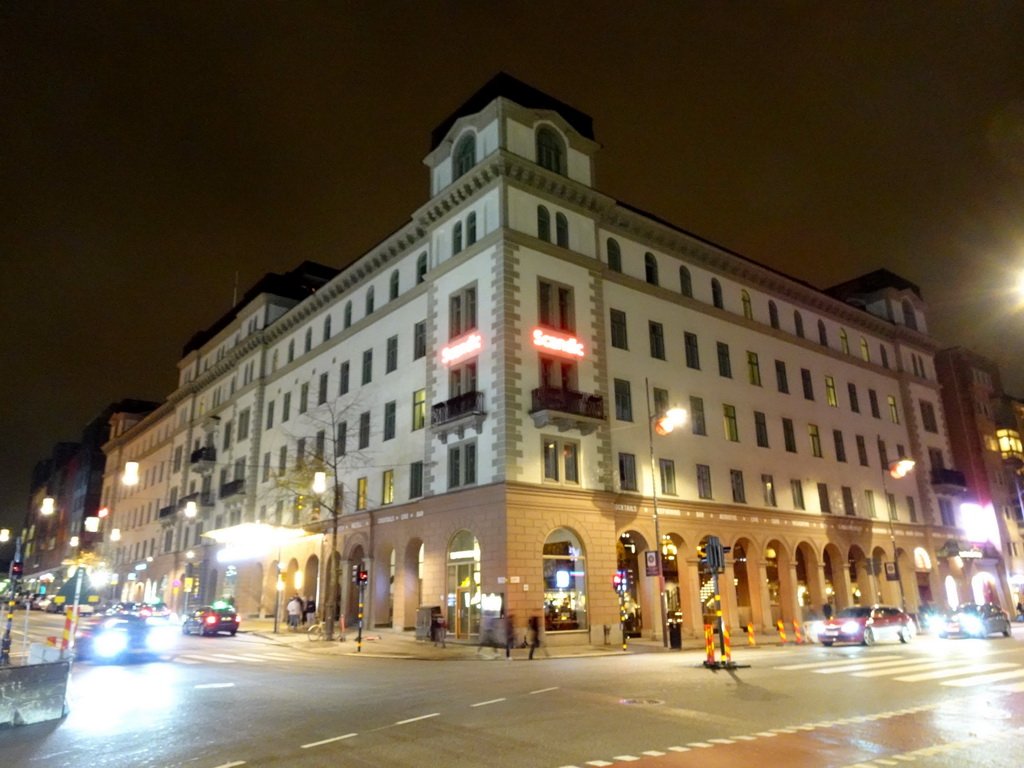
{"left": 960, "top": 615, "right": 983, "bottom": 633}
{"left": 840, "top": 620, "right": 860, "bottom": 634}
{"left": 926, "top": 615, "right": 946, "bottom": 632}
{"left": 146, "top": 625, "right": 177, "bottom": 652}
{"left": 94, "top": 631, "right": 128, "bottom": 658}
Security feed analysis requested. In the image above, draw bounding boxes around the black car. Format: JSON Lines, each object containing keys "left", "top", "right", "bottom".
{"left": 74, "top": 615, "right": 178, "bottom": 662}
{"left": 939, "top": 603, "right": 1012, "bottom": 638}
{"left": 182, "top": 604, "right": 240, "bottom": 636}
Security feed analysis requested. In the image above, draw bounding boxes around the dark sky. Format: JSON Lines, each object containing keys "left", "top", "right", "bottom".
{"left": 3, "top": 3, "right": 1023, "bottom": 532}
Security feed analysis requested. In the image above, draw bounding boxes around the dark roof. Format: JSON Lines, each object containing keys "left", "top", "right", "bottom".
{"left": 824, "top": 269, "right": 922, "bottom": 301}
{"left": 430, "top": 72, "right": 594, "bottom": 151}
{"left": 182, "top": 261, "right": 338, "bottom": 356}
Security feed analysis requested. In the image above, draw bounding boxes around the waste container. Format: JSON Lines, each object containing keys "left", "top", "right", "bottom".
{"left": 416, "top": 605, "right": 442, "bottom": 641}
{"left": 667, "top": 615, "right": 683, "bottom": 649}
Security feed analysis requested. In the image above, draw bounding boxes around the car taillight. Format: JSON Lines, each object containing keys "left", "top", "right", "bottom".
{"left": 234, "top": 615, "right": 240, "bottom": 623}
{"left": 205, "top": 615, "right": 218, "bottom": 625}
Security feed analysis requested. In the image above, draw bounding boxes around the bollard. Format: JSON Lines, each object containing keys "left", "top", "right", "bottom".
{"left": 60, "top": 607, "right": 75, "bottom": 654}
{"left": 704, "top": 623, "right": 715, "bottom": 665}
{"left": 776, "top": 619, "right": 787, "bottom": 644}
{"left": 792, "top": 619, "right": 803, "bottom": 644}
{"left": 722, "top": 623, "right": 732, "bottom": 663}
{"left": 746, "top": 622, "right": 756, "bottom": 646}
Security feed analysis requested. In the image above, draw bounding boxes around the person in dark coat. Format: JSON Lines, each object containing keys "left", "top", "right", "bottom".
{"left": 528, "top": 615, "right": 544, "bottom": 660}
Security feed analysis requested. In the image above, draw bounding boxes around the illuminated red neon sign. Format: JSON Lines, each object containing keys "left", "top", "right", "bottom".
{"left": 532, "top": 328, "right": 585, "bottom": 358}
{"left": 440, "top": 332, "right": 483, "bottom": 365}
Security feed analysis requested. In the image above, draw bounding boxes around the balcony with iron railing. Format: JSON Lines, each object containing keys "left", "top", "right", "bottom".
{"left": 930, "top": 467, "right": 967, "bottom": 496}
{"left": 177, "top": 491, "right": 214, "bottom": 511}
{"left": 190, "top": 446, "right": 217, "bottom": 473}
{"left": 430, "top": 391, "right": 486, "bottom": 443}
{"left": 529, "top": 386, "right": 605, "bottom": 435}
{"left": 220, "top": 478, "right": 246, "bottom": 500}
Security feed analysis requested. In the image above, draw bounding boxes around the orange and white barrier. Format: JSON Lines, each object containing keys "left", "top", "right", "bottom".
{"left": 704, "top": 623, "right": 715, "bottom": 664}
{"left": 746, "top": 622, "right": 756, "bottom": 646}
{"left": 792, "top": 619, "right": 803, "bottom": 644}
{"left": 722, "top": 623, "right": 732, "bottom": 663}
{"left": 776, "top": 619, "right": 787, "bottom": 644}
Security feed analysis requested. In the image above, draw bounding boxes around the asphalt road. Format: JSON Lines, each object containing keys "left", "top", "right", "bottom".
{"left": 2, "top": 614, "right": 1023, "bottom": 768}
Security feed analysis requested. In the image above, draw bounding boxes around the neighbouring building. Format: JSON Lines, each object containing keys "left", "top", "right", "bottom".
{"left": 96, "top": 74, "right": 1002, "bottom": 645}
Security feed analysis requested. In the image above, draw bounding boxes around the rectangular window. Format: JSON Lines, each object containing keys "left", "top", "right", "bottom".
{"left": 825, "top": 375, "right": 837, "bottom": 406}
{"left": 754, "top": 411, "right": 769, "bottom": 448}
{"left": 775, "top": 360, "right": 789, "bottom": 394}
{"left": 315, "top": 430, "right": 325, "bottom": 459}
{"left": 879, "top": 438, "right": 889, "bottom": 468}
{"left": 690, "top": 396, "right": 706, "bottom": 436}
{"left": 358, "top": 412, "right": 370, "bottom": 449}
{"left": 863, "top": 489, "right": 876, "bottom": 518}
{"left": 920, "top": 401, "right": 938, "bottom": 433}
{"left": 173, "top": 445, "right": 183, "bottom": 472}
{"left": 386, "top": 335, "right": 398, "bottom": 373}
{"left": 717, "top": 342, "right": 732, "bottom": 378}
{"left": 869, "top": 389, "right": 880, "bottom": 418}
{"left": 299, "top": 382, "right": 309, "bottom": 414}
{"left": 223, "top": 420, "right": 233, "bottom": 451}
{"left": 906, "top": 495, "right": 917, "bottom": 523}
{"left": 336, "top": 421, "right": 347, "bottom": 457}
{"left": 649, "top": 321, "right": 666, "bottom": 360}
{"left": 238, "top": 408, "right": 250, "bottom": 440}
{"left": 618, "top": 452, "right": 637, "bottom": 491}
{"left": 801, "top": 368, "right": 814, "bottom": 400}
{"left": 610, "top": 309, "right": 628, "bottom": 349}
{"left": 362, "top": 349, "right": 373, "bottom": 385}
{"left": 791, "top": 479, "right": 805, "bottom": 510}
{"left": 282, "top": 393, "right": 291, "bottom": 422}
{"left": 382, "top": 470, "right": 394, "bottom": 505}
{"left": 808, "top": 424, "right": 822, "bottom": 457}
{"left": 544, "top": 438, "right": 580, "bottom": 484}
{"left": 723, "top": 404, "right": 739, "bottom": 442}
{"left": 262, "top": 452, "right": 271, "bottom": 482}
{"left": 412, "top": 389, "right": 426, "bottom": 430}
{"left": 782, "top": 417, "right": 797, "bottom": 453}
{"left": 747, "top": 352, "right": 761, "bottom": 386}
{"left": 656, "top": 458, "right": 676, "bottom": 495}
{"left": 833, "top": 429, "right": 847, "bottom": 462}
{"left": 296, "top": 438, "right": 306, "bottom": 467}
{"left": 614, "top": 379, "right": 633, "bottom": 421}
{"left": 856, "top": 435, "right": 868, "bottom": 466}
{"left": 696, "top": 464, "right": 713, "bottom": 499}
{"left": 356, "top": 477, "right": 368, "bottom": 510}
{"left": 817, "top": 482, "right": 831, "bottom": 513}
{"left": 449, "top": 286, "right": 478, "bottom": 338}
{"left": 887, "top": 492, "right": 898, "bottom": 521}
{"left": 410, "top": 461, "right": 424, "bottom": 498}
{"left": 413, "top": 321, "right": 427, "bottom": 360}
{"left": 465, "top": 443, "right": 477, "bottom": 485}
{"left": 383, "top": 401, "right": 396, "bottom": 440}
{"left": 887, "top": 395, "right": 900, "bottom": 423}
{"left": 539, "top": 280, "right": 574, "bottom": 331}
{"left": 842, "top": 486, "right": 856, "bottom": 516}
{"left": 278, "top": 446, "right": 287, "bottom": 474}
{"left": 939, "top": 498, "right": 955, "bottom": 526}
{"left": 318, "top": 373, "right": 328, "bottom": 405}
{"left": 848, "top": 382, "right": 860, "bottom": 413}
{"left": 653, "top": 387, "right": 669, "bottom": 417}
{"left": 730, "top": 469, "right": 746, "bottom": 503}
{"left": 762, "top": 474, "right": 777, "bottom": 507}
{"left": 339, "top": 362, "right": 350, "bottom": 395}
{"left": 684, "top": 332, "right": 700, "bottom": 370}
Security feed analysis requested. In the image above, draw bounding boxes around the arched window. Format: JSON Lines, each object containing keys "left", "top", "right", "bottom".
{"left": 711, "top": 278, "right": 723, "bottom": 309}
{"left": 794, "top": 310, "right": 805, "bottom": 338}
{"left": 741, "top": 290, "right": 753, "bottom": 319}
{"left": 607, "top": 238, "right": 622, "bottom": 272}
{"left": 304, "top": 328, "right": 312, "bottom": 353}
{"left": 537, "top": 205, "right": 551, "bottom": 242}
{"left": 365, "top": 287, "right": 375, "bottom": 316}
{"left": 839, "top": 328, "right": 850, "bottom": 354}
{"left": 416, "top": 252, "right": 427, "bottom": 284}
{"left": 880, "top": 345, "right": 890, "bottom": 369}
{"left": 389, "top": 270, "right": 400, "bottom": 301}
{"left": 287, "top": 339, "right": 295, "bottom": 363}
{"left": 555, "top": 213, "right": 568, "bottom": 248}
{"left": 453, "top": 222, "right": 463, "bottom": 255}
{"left": 322, "top": 315, "right": 331, "bottom": 343}
{"left": 768, "top": 300, "right": 779, "bottom": 328}
{"left": 860, "top": 338, "right": 870, "bottom": 362}
{"left": 644, "top": 252, "right": 659, "bottom": 286}
{"left": 453, "top": 133, "right": 476, "bottom": 179}
{"left": 817, "top": 319, "right": 828, "bottom": 347}
{"left": 536, "top": 126, "right": 566, "bottom": 175}
{"left": 467, "top": 212, "right": 477, "bottom": 246}
{"left": 902, "top": 299, "right": 918, "bottom": 331}
{"left": 543, "top": 528, "right": 587, "bottom": 632}
{"left": 679, "top": 266, "right": 692, "bottom": 297}
{"left": 343, "top": 301, "right": 353, "bottom": 329}
{"left": 447, "top": 530, "right": 481, "bottom": 639}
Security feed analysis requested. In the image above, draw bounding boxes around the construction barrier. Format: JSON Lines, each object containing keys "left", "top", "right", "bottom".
{"left": 704, "top": 623, "right": 715, "bottom": 665}
{"left": 792, "top": 619, "right": 803, "bottom": 644}
{"left": 60, "top": 608, "right": 75, "bottom": 654}
{"left": 722, "top": 623, "right": 732, "bottom": 663}
{"left": 746, "top": 622, "right": 756, "bottom": 646}
{"left": 776, "top": 619, "right": 787, "bottom": 644}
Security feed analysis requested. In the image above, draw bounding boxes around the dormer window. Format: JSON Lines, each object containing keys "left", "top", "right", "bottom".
{"left": 453, "top": 134, "right": 476, "bottom": 179}
{"left": 902, "top": 298, "right": 918, "bottom": 331}
{"left": 536, "top": 127, "right": 566, "bottom": 175}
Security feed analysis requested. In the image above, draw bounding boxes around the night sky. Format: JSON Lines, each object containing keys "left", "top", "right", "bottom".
{"left": 3, "top": 4, "right": 1023, "bottom": 532}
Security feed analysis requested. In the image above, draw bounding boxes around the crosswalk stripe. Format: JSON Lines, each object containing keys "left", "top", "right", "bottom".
{"left": 777, "top": 655, "right": 901, "bottom": 671}
{"left": 814, "top": 657, "right": 939, "bottom": 674}
{"left": 178, "top": 654, "right": 235, "bottom": 663}
{"left": 941, "top": 668, "right": 1024, "bottom": 687}
{"left": 852, "top": 661, "right": 954, "bottom": 677}
{"left": 994, "top": 680, "right": 1024, "bottom": 692}
{"left": 893, "top": 663, "right": 1016, "bottom": 682}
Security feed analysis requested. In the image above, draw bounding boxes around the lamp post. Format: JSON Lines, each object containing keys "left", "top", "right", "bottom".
{"left": 883, "top": 456, "right": 916, "bottom": 611}
{"left": 645, "top": 378, "right": 688, "bottom": 648}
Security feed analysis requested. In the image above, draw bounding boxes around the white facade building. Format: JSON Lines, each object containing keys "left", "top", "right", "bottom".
{"left": 99, "top": 74, "right": 1005, "bottom": 644}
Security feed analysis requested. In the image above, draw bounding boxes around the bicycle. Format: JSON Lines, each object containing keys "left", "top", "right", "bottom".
{"left": 307, "top": 620, "right": 325, "bottom": 641}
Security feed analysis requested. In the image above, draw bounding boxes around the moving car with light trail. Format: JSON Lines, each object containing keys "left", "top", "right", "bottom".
{"left": 74, "top": 615, "right": 178, "bottom": 662}
{"left": 938, "top": 602, "right": 1012, "bottom": 639}
{"left": 817, "top": 604, "right": 915, "bottom": 646}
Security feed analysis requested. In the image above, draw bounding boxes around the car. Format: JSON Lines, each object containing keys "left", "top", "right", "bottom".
{"left": 939, "top": 603, "right": 1012, "bottom": 639}
{"left": 73, "top": 615, "right": 178, "bottom": 662}
{"left": 182, "top": 604, "right": 240, "bottom": 637}
{"left": 32, "top": 596, "right": 53, "bottom": 612}
{"left": 818, "top": 604, "right": 915, "bottom": 646}
{"left": 137, "top": 602, "right": 172, "bottom": 619}
{"left": 105, "top": 602, "right": 143, "bottom": 615}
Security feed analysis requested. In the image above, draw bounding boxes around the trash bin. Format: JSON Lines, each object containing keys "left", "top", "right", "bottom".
{"left": 416, "top": 605, "right": 442, "bottom": 641}
{"left": 667, "top": 616, "right": 683, "bottom": 649}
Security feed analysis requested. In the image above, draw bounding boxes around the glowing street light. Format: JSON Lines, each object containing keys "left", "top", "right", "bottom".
{"left": 312, "top": 471, "right": 327, "bottom": 494}
{"left": 184, "top": 500, "right": 198, "bottom": 518}
{"left": 41, "top": 497, "right": 55, "bottom": 516}
{"left": 122, "top": 461, "right": 140, "bottom": 486}
{"left": 0, "top": 529, "right": 9, "bottom": 543}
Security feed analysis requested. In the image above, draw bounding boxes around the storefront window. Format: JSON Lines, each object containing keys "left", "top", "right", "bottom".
{"left": 447, "top": 530, "right": 480, "bottom": 639}
{"left": 543, "top": 528, "right": 587, "bottom": 631}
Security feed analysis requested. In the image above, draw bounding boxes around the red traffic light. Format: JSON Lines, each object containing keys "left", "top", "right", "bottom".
{"left": 357, "top": 570, "right": 368, "bottom": 583}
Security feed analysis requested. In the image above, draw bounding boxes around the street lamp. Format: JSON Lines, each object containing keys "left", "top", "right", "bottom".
{"left": 41, "top": 497, "right": 55, "bottom": 516}
{"left": 883, "top": 456, "right": 915, "bottom": 610}
{"left": 645, "top": 377, "right": 688, "bottom": 648}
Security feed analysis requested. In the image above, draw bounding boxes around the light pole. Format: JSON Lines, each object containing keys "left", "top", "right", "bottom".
{"left": 883, "top": 456, "right": 916, "bottom": 611}
{"left": 645, "top": 378, "right": 687, "bottom": 648}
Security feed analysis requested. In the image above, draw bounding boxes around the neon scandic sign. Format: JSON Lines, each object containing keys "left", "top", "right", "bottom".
{"left": 532, "top": 328, "right": 585, "bottom": 358}
{"left": 440, "top": 332, "right": 483, "bottom": 365}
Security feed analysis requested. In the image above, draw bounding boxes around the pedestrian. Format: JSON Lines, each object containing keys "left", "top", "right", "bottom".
{"left": 505, "top": 613, "right": 516, "bottom": 659}
{"left": 527, "top": 615, "right": 545, "bottom": 660}
{"left": 305, "top": 598, "right": 316, "bottom": 627}
{"left": 286, "top": 594, "right": 302, "bottom": 630}
{"left": 822, "top": 603, "right": 833, "bottom": 620}
{"left": 1016, "top": 601, "right": 1023, "bottom": 622}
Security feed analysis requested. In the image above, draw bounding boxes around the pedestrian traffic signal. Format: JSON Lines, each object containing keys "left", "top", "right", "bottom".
{"left": 11, "top": 561, "right": 23, "bottom": 578}
{"left": 612, "top": 571, "right": 629, "bottom": 593}
{"left": 357, "top": 570, "right": 368, "bottom": 584}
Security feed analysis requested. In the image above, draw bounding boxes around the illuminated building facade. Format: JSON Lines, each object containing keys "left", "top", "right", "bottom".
{"left": 98, "top": 75, "right": 995, "bottom": 642}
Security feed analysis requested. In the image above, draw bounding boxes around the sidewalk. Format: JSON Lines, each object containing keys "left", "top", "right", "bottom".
{"left": 239, "top": 617, "right": 796, "bottom": 660}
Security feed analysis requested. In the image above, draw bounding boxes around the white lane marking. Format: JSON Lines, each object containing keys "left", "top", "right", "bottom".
{"left": 776, "top": 655, "right": 901, "bottom": 670}
{"left": 942, "top": 667, "right": 1024, "bottom": 686}
{"left": 893, "top": 663, "right": 1016, "bottom": 682}
{"left": 852, "top": 661, "right": 954, "bottom": 677}
{"left": 642, "top": 751, "right": 666, "bottom": 756}
{"left": 708, "top": 738, "right": 734, "bottom": 744}
{"left": 182, "top": 655, "right": 235, "bottom": 663}
{"left": 815, "top": 658, "right": 937, "bottom": 674}
{"left": 585, "top": 761, "right": 613, "bottom": 767}
{"left": 687, "top": 742, "right": 714, "bottom": 748}
{"left": 395, "top": 713, "right": 440, "bottom": 725}
{"left": 301, "top": 733, "right": 357, "bottom": 749}
{"left": 212, "top": 763, "right": 246, "bottom": 768}
{"left": 195, "top": 683, "right": 235, "bottom": 689}
{"left": 471, "top": 698, "right": 506, "bottom": 707}
{"left": 611, "top": 758, "right": 640, "bottom": 762}
{"left": 995, "top": 680, "right": 1024, "bottom": 692}
{"left": 530, "top": 686, "right": 559, "bottom": 694}
{"left": 667, "top": 746, "right": 691, "bottom": 752}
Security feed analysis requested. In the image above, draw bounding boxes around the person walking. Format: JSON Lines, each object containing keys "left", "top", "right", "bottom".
{"left": 527, "top": 615, "right": 545, "bottom": 660}
{"left": 286, "top": 595, "right": 302, "bottom": 630}
{"left": 305, "top": 598, "right": 316, "bottom": 627}
{"left": 505, "top": 613, "right": 516, "bottom": 660}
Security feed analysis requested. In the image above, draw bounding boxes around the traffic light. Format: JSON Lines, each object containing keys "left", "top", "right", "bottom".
{"left": 357, "top": 570, "right": 368, "bottom": 584}
{"left": 11, "top": 561, "right": 23, "bottom": 578}
{"left": 612, "top": 570, "right": 628, "bottom": 594}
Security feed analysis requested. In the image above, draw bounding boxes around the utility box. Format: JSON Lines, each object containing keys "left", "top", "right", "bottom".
{"left": 416, "top": 606, "right": 442, "bottom": 641}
